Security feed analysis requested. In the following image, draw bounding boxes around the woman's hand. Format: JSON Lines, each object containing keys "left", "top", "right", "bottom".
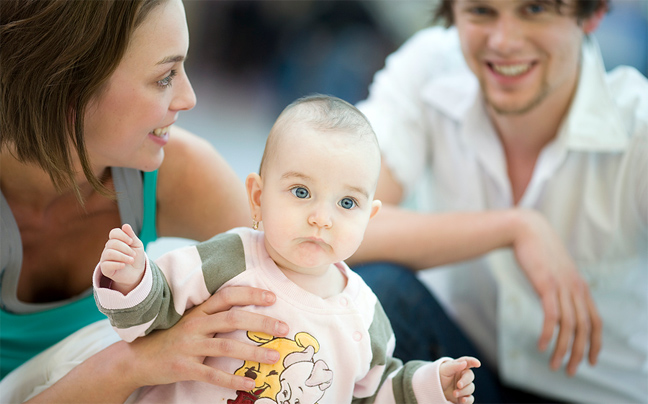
{"left": 128, "top": 285, "right": 288, "bottom": 391}
{"left": 27, "top": 285, "right": 288, "bottom": 403}
{"left": 512, "top": 209, "right": 602, "bottom": 376}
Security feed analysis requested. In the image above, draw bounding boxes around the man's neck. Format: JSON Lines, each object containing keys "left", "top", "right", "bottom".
{"left": 488, "top": 77, "right": 577, "bottom": 203}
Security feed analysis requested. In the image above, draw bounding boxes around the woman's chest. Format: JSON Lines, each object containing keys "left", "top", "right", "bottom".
{"left": 15, "top": 201, "right": 121, "bottom": 303}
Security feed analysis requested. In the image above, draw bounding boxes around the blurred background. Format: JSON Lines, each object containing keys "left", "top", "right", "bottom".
{"left": 150, "top": 0, "right": 648, "bottom": 257}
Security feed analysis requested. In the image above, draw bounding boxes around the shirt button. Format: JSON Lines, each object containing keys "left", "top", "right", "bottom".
{"left": 353, "top": 331, "right": 362, "bottom": 341}
{"left": 339, "top": 297, "right": 348, "bottom": 307}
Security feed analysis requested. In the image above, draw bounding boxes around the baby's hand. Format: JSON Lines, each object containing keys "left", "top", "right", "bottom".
{"left": 439, "top": 356, "right": 481, "bottom": 404}
{"left": 99, "top": 224, "right": 146, "bottom": 294}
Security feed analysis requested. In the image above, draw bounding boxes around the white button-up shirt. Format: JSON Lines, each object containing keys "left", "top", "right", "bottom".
{"left": 358, "top": 27, "right": 648, "bottom": 403}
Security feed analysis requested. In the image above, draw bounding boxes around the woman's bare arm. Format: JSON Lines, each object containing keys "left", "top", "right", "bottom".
{"left": 27, "top": 286, "right": 288, "bottom": 403}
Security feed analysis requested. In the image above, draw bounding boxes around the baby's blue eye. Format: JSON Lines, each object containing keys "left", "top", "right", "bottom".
{"left": 339, "top": 197, "right": 356, "bottom": 210}
{"left": 291, "top": 187, "right": 310, "bottom": 199}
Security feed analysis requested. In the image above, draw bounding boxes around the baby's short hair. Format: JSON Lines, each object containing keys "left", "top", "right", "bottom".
{"left": 259, "top": 94, "right": 378, "bottom": 175}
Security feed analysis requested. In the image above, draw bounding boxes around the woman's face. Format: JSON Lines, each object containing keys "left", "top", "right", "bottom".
{"left": 84, "top": 0, "right": 196, "bottom": 173}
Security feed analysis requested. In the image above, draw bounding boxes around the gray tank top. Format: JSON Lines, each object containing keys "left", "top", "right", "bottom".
{"left": 0, "top": 167, "right": 145, "bottom": 313}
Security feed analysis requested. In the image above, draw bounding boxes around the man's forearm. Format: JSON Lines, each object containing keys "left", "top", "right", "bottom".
{"left": 350, "top": 205, "right": 523, "bottom": 269}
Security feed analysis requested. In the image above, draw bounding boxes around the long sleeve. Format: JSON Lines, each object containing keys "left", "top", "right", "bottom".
{"left": 351, "top": 301, "right": 452, "bottom": 404}
{"left": 93, "top": 231, "right": 247, "bottom": 342}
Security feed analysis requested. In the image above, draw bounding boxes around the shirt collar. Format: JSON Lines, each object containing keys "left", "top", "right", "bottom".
{"left": 559, "top": 36, "right": 628, "bottom": 151}
{"left": 421, "top": 35, "right": 628, "bottom": 153}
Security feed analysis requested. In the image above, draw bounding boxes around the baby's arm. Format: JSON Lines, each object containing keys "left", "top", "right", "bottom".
{"left": 439, "top": 356, "right": 481, "bottom": 404}
{"left": 99, "top": 224, "right": 147, "bottom": 294}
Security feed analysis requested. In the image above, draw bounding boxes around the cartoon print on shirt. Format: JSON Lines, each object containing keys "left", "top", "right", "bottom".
{"left": 228, "top": 331, "right": 332, "bottom": 404}
{"left": 270, "top": 345, "right": 333, "bottom": 404}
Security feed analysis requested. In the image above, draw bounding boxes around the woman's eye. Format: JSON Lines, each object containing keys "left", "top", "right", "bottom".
{"left": 157, "top": 70, "right": 177, "bottom": 88}
{"left": 339, "top": 197, "right": 356, "bottom": 210}
{"left": 291, "top": 187, "right": 310, "bottom": 199}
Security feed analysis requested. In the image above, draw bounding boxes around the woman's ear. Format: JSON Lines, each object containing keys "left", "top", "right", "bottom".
{"left": 245, "top": 173, "right": 263, "bottom": 222}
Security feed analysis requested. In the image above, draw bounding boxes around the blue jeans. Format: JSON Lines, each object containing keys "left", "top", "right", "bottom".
{"left": 353, "top": 262, "right": 560, "bottom": 404}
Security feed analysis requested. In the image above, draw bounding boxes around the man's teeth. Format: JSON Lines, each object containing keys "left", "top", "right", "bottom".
{"left": 492, "top": 63, "right": 531, "bottom": 76}
{"left": 152, "top": 126, "right": 170, "bottom": 137}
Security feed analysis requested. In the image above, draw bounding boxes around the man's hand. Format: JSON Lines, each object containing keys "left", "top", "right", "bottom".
{"left": 513, "top": 209, "right": 602, "bottom": 375}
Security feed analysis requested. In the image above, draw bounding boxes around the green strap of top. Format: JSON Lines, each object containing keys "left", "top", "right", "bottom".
{"left": 0, "top": 170, "right": 159, "bottom": 379}
{"left": 139, "top": 170, "right": 158, "bottom": 246}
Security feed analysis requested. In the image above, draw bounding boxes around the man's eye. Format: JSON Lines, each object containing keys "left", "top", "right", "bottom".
{"left": 290, "top": 187, "right": 310, "bottom": 199}
{"left": 469, "top": 6, "right": 493, "bottom": 16}
{"left": 525, "top": 3, "right": 546, "bottom": 14}
{"left": 339, "top": 197, "right": 356, "bottom": 210}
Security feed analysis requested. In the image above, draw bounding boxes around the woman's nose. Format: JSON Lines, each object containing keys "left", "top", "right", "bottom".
{"left": 171, "top": 72, "right": 196, "bottom": 111}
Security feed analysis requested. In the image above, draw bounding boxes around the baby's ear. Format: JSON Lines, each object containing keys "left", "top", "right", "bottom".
{"left": 369, "top": 199, "right": 382, "bottom": 219}
{"left": 245, "top": 173, "right": 263, "bottom": 221}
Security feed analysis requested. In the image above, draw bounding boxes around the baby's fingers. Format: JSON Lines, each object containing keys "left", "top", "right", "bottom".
{"left": 439, "top": 359, "right": 468, "bottom": 378}
{"left": 121, "top": 223, "right": 144, "bottom": 249}
{"left": 455, "top": 387, "right": 475, "bottom": 404}
{"left": 102, "top": 239, "right": 136, "bottom": 261}
{"left": 108, "top": 226, "right": 133, "bottom": 244}
{"left": 456, "top": 356, "right": 481, "bottom": 370}
{"left": 101, "top": 247, "right": 135, "bottom": 265}
{"left": 100, "top": 260, "right": 127, "bottom": 278}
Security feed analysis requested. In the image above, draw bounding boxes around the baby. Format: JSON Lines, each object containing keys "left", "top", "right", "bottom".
{"left": 95, "top": 94, "right": 480, "bottom": 404}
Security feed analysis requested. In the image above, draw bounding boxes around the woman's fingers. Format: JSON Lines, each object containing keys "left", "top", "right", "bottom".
{"left": 195, "top": 286, "right": 288, "bottom": 337}
{"left": 199, "top": 335, "right": 280, "bottom": 365}
{"left": 201, "top": 286, "right": 277, "bottom": 314}
{"left": 188, "top": 363, "right": 255, "bottom": 391}
{"left": 187, "top": 306, "right": 288, "bottom": 339}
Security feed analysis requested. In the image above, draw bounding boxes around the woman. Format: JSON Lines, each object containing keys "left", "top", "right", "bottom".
{"left": 0, "top": 0, "right": 287, "bottom": 401}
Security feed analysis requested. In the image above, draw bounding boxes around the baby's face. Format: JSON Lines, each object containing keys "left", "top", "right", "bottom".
{"left": 259, "top": 123, "right": 381, "bottom": 277}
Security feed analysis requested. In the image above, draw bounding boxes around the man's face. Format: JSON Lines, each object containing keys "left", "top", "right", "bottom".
{"left": 452, "top": 0, "right": 593, "bottom": 115}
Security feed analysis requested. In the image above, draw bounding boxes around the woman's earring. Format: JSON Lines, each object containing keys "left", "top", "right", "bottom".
{"left": 252, "top": 218, "right": 259, "bottom": 230}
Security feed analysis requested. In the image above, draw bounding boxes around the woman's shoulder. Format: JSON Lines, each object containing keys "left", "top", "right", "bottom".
{"left": 164, "top": 125, "right": 213, "bottom": 158}
{"left": 155, "top": 125, "right": 248, "bottom": 241}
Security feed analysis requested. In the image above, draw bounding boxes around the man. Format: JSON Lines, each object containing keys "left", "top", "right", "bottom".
{"left": 351, "top": 0, "right": 647, "bottom": 402}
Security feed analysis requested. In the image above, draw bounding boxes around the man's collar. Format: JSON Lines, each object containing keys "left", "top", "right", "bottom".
{"left": 421, "top": 35, "right": 628, "bottom": 152}
{"left": 559, "top": 36, "right": 628, "bottom": 151}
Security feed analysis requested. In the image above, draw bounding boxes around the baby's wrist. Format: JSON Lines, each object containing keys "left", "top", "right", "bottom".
{"left": 112, "top": 279, "right": 139, "bottom": 295}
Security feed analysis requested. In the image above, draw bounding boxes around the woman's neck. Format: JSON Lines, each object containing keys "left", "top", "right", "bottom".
{"left": 0, "top": 148, "right": 107, "bottom": 209}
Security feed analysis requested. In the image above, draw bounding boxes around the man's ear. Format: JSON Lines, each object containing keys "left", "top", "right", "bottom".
{"left": 245, "top": 173, "right": 263, "bottom": 222}
{"left": 582, "top": 4, "right": 607, "bottom": 34}
{"left": 369, "top": 199, "right": 382, "bottom": 220}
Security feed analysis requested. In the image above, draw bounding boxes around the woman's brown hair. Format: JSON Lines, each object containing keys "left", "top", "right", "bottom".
{"left": 433, "top": 0, "right": 609, "bottom": 27}
{"left": 1, "top": 0, "right": 162, "bottom": 199}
